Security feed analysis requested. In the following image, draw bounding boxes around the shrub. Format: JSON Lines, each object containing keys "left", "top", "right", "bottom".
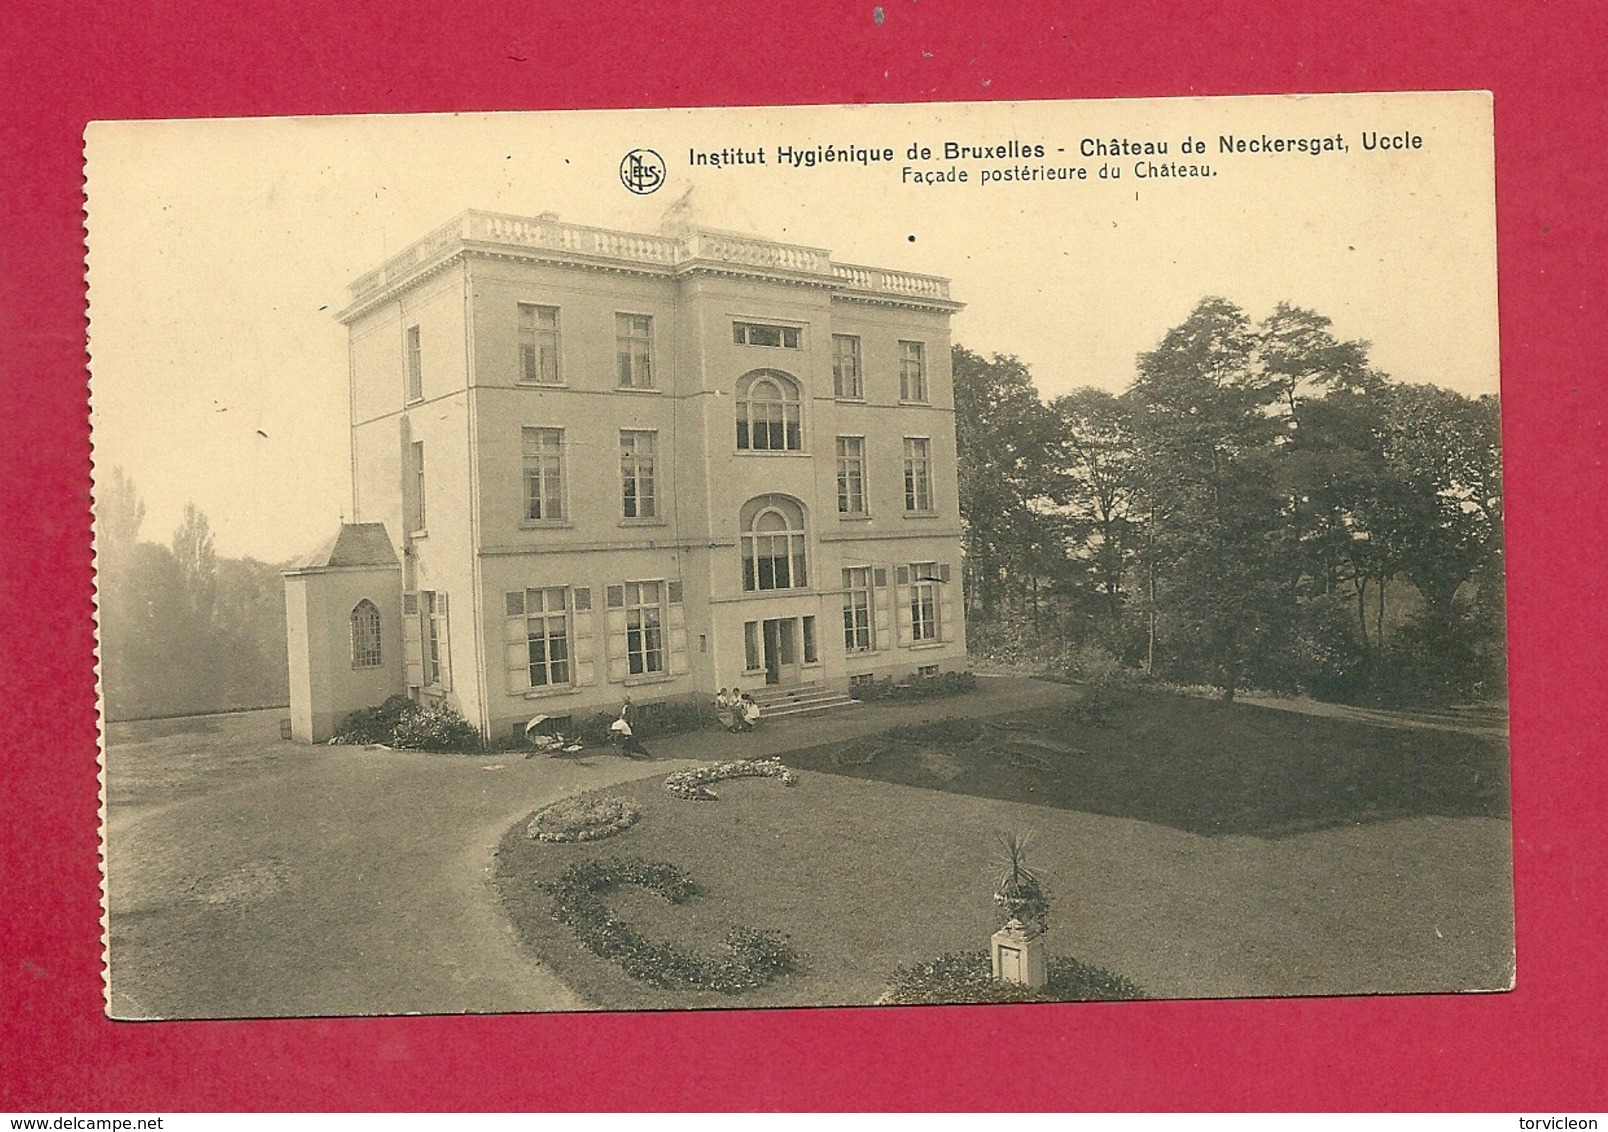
{"left": 884, "top": 950, "right": 1143, "bottom": 1005}
{"left": 331, "top": 694, "right": 417, "bottom": 745}
{"left": 541, "top": 858, "right": 800, "bottom": 992}
{"left": 332, "top": 695, "right": 482, "bottom": 751}
{"left": 389, "top": 700, "right": 483, "bottom": 751}
{"left": 527, "top": 795, "right": 641, "bottom": 843}
{"left": 848, "top": 670, "right": 978, "bottom": 703}
{"left": 664, "top": 758, "right": 799, "bottom": 801}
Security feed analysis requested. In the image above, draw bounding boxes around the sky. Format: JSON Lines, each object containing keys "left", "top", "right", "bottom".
{"left": 86, "top": 93, "right": 1498, "bottom": 563}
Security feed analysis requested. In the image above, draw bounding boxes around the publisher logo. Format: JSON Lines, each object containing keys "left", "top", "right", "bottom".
{"left": 619, "top": 149, "right": 666, "bottom": 195}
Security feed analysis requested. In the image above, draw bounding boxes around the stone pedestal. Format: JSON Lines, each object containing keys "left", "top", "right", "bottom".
{"left": 990, "top": 920, "right": 1047, "bottom": 988}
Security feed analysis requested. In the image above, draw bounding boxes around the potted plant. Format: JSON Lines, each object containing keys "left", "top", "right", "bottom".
{"left": 992, "top": 830, "right": 1050, "bottom": 937}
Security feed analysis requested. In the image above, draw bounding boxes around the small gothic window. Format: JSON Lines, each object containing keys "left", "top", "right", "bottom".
{"left": 351, "top": 599, "right": 383, "bottom": 668}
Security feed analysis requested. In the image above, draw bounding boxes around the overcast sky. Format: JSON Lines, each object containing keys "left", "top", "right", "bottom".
{"left": 86, "top": 93, "right": 1497, "bottom": 563}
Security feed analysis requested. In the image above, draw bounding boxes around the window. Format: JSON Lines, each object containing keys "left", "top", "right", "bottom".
{"left": 620, "top": 431, "right": 657, "bottom": 519}
{"left": 903, "top": 437, "right": 933, "bottom": 512}
{"left": 741, "top": 494, "right": 807, "bottom": 592}
{"left": 350, "top": 600, "right": 382, "bottom": 668}
{"left": 899, "top": 340, "right": 928, "bottom": 401}
{"left": 843, "top": 567, "right": 874, "bottom": 652}
{"left": 624, "top": 580, "right": 665, "bottom": 676}
{"left": 736, "top": 370, "right": 802, "bottom": 451}
{"left": 406, "top": 325, "right": 423, "bottom": 402}
{"left": 910, "top": 562, "right": 940, "bottom": 642}
{"left": 802, "top": 616, "right": 819, "bottom": 665}
{"left": 422, "top": 590, "right": 448, "bottom": 685}
{"left": 616, "top": 313, "right": 653, "bottom": 387}
{"left": 509, "top": 587, "right": 571, "bottom": 688}
{"left": 522, "top": 427, "right": 565, "bottom": 522}
{"left": 832, "top": 334, "right": 863, "bottom": 399}
{"left": 744, "top": 621, "right": 761, "bottom": 672}
{"left": 836, "top": 437, "right": 866, "bottom": 515}
{"left": 917, "top": 663, "right": 940, "bottom": 678}
{"left": 733, "top": 321, "right": 801, "bottom": 349}
{"left": 518, "top": 304, "right": 559, "bottom": 384}
{"left": 410, "top": 440, "right": 427, "bottom": 531}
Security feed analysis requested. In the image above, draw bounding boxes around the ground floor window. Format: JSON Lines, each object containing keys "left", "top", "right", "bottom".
{"left": 910, "top": 562, "right": 939, "bottom": 642}
{"left": 802, "top": 615, "right": 818, "bottom": 665}
{"left": 350, "top": 599, "right": 382, "bottom": 668}
{"left": 843, "top": 566, "right": 874, "bottom": 652}
{"left": 508, "top": 587, "right": 571, "bottom": 688}
{"left": 624, "top": 580, "right": 665, "bottom": 676}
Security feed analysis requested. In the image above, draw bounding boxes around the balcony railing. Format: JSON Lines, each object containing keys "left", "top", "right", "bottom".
{"left": 832, "top": 263, "right": 952, "bottom": 301}
{"left": 347, "top": 210, "right": 952, "bottom": 304}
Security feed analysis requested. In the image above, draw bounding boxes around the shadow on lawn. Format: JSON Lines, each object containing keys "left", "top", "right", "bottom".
{"left": 784, "top": 690, "right": 1511, "bottom": 838}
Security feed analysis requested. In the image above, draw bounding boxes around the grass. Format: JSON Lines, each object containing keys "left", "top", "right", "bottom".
{"left": 493, "top": 686, "right": 1514, "bottom": 1008}
{"left": 494, "top": 768, "right": 1077, "bottom": 1010}
{"left": 784, "top": 689, "right": 1510, "bottom": 838}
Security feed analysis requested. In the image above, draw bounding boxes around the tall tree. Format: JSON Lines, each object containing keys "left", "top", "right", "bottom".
{"left": 952, "top": 346, "right": 1062, "bottom": 620}
{"left": 1127, "top": 298, "right": 1290, "bottom": 698}
{"left": 171, "top": 503, "right": 219, "bottom": 626}
{"left": 1052, "top": 388, "right": 1139, "bottom": 625}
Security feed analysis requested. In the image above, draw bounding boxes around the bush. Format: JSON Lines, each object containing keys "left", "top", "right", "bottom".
{"left": 527, "top": 795, "right": 641, "bottom": 843}
{"left": 331, "top": 694, "right": 416, "bottom": 745}
{"left": 848, "top": 670, "right": 978, "bottom": 703}
{"left": 332, "top": 696, "right": 482, "bottom": 751}
{"left": 389, "top": 700, "right": 482, "bottom": 751}
{"left": 884, "top": 950, "right": 1143, "bottom": 1005}
{"left": 541, "top": 858, "right": 800, "bottom": 992}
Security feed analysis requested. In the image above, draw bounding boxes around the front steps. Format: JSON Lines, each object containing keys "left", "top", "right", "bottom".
{"left": 744, "top": 683, "right": 859, "bottom": 719}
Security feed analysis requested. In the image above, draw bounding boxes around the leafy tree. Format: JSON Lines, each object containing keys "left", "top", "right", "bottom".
{"left": 1051, "top": 388, "right": 1139, "bottom": 630}
{"left": 952, "top": 347, "right": 1062, "bottom": 621}
{"left": 1127, "top": 298, "right": 1291, "bottom": 698}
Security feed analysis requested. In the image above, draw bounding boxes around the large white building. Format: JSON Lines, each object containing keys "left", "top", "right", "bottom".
{"left": 286, "top": 209, "right": 969, "bottom": 742}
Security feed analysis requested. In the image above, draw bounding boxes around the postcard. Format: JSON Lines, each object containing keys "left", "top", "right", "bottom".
{"left": 88, "top": 92, "right": 1509, "bottom": 1018}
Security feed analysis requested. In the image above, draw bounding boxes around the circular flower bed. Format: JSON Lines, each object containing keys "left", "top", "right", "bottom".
{"left": 541, "top": 858, "right": 800, "bottom": 992}
{"left": 883, "top": 950, "right": 1143, "bottom": 1005}
{"left": 663, "top": 757, "right": 799, "bottom": 801}
{"left": 526, "top": 795, "right": 641, "bottom": 843}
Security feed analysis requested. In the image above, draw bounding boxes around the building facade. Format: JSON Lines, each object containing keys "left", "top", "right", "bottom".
{"left": 288, "top": 209, "right": 968, "bottom": 742}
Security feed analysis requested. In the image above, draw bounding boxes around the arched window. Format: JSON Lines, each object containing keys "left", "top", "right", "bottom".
{"left": 350, "top": 599, "right": 382, "bottom": 668}
{"left": 736, "top": 370, "right": 803, "bottom": 451}
{"left": 741, "top": 494, "right": 808, "bottom": 591}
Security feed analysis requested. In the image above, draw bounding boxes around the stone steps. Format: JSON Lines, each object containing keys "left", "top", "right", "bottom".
{"left": 743, "top": 684, "right": 860, "bottom": 718}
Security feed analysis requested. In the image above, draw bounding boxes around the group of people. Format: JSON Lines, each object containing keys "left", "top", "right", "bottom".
{"left": 714, "top": 687, "right": 762, "bottom": 733}
{"left": 528, "top": 690, "right": 760, "bottom": 761}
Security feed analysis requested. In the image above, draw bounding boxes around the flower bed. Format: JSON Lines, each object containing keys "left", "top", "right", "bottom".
{"left": 663, "top": 757, "right": 799, "bottom": 801}
{"left": 883, "top": 950, "right": 1142, "bottom": 1005}
{"left": 526, "top": 795, "right": 641, "bottom": 843}
{"left": 541, "top": 858, "right": 799, "bottom": 993}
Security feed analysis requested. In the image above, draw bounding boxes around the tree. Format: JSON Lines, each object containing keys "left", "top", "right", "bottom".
{"left": 1126, "top": 298, "right": 1292, "bottom": 698}
{"left": 1051, "top": 388, "right": 1139, "bottom": 631}
{"left": 952, "top": 347, "right": 1062, "bottom": 621}
{"left": 94, "top": 465, "right": 146, "bottom": 564}
{"left": 171, "top": 503, "right": 218, "bottom": 626}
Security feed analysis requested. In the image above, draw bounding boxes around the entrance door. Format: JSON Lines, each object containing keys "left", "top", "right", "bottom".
{"left": 761, "top": 618, "right": 798, "bottom": 685}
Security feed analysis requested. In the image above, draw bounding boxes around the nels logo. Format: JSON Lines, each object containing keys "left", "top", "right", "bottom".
{"left": 619, "top": 149, "right": 666, "bottom": 195}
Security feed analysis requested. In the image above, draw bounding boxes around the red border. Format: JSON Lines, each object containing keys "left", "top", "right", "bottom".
{"left": 3, "top": 0, "right": 1605, "bottom": 1111}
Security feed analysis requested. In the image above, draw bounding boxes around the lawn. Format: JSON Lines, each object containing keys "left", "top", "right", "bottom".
{"left": 493, "top": 687, "right": 1514, "bottom": 1010}
{"left": 786, "top": 689, "right": 1509, "bottom": 837}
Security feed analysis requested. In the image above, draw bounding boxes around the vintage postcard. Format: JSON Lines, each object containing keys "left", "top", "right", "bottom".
{"left": 88, "top": 92, "right": 1509, "bottom": 1019}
